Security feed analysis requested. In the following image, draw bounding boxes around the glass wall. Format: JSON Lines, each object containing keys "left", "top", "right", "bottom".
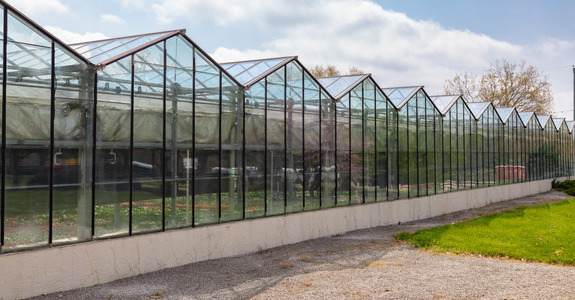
{"left": 2, "top": 2, "right": 575, "bottom": 253}
{"left": 3, "top": 8, "right": 93, "bottom": 251}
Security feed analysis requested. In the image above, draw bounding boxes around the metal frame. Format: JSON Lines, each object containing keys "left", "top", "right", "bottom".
{"left": 1, "top": 0, "right": 574, "bottom": 254}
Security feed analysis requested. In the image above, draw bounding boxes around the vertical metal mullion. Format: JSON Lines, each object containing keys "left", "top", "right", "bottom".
{"left": 1, "top": 7, "right": 8, "bottom": 249}
{"left": 348, "top": 93, "right": 351, "bottom": 205}
{"left": 432, "top": 105, "right": 436, "bottom": 194}
{"left": 361, "top": 84, "right": 365, "bottom": 203}
{"left": 161, "top": 41, "right": 167, "bottom": 231}
{"left": 373, "top": 85, "right": 377, "bottom": 201}
{"left": 396, "top": 107, "right": 399, "bottom": 198}
{"left": 463, "top": 106, "right": 466, "bottom": 189}
{"left": 191, "top": 48, "right": 196, "bottom": 226}
{"left": 283, "top": 66, "right": 287, "bottom": 213}
{"left": 218, "top": 72, "right": 222, "bottom": 222}
{"left": 318, "top": 91, "right": 322, "bottom": 208}
{"left": 440, "top": 115, "right": 444, "bottom": 193}
{"left": 301, "top": 69, "right": 305, "bottom": 209}
{"left": 415, "top": 96, "right": 420, "bottom": 197}
{"left": 129, "top": 56, "right": 135, "bottom": 235}
{"left": 334, "top": 100, "right": 338, "bottom": 204}
{"left": 456, "top": 105, "right": 459, "bottom": 189}
{"left": 241, "top": 91, "right": 246, "bottom": 220}
{"left": 264, "top": 78, "right": 268, "bottom": 214}
{"left": 484, "top": 115, "right": 486, "bottom": 186}
{"left": 48, "top": 41, "right": 55, "bottom": 245}
{"left": 91, "top": 73, "right": 98, "bottom": 237}
{"left": 385, "top": 99, "right": 389, "bottom": 200}
{"left": 424, "top": 98, "right": 429, "bottom": 195}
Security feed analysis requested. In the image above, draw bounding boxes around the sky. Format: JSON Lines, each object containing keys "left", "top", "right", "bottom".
{"left": 6, "top": 0, "right": 575, "bottom": 119}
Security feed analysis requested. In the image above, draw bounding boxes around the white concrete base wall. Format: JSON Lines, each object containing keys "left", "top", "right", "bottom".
{"left": 0, "top": 178, "right": 567, "bottom": 299}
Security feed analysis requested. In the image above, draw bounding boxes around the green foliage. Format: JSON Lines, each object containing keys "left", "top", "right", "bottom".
{"left": 396, "top": 200, "right": 575, "bottom": 265}
{"left": 552, "top": 179, "right": 575, "bottom": 196}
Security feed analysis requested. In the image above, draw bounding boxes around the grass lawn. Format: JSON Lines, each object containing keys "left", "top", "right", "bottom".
{"left": 396, "top": 199, "right": 575, "bottom": 265}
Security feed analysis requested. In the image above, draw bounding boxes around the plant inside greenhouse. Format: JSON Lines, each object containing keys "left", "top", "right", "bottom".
{"left": 0, "top": 0, "right": 573, "bottom": 255}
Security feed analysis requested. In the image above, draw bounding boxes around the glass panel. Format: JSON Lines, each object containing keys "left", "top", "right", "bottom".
{"left": 52, "top": 45, "right": 93, "bottom": 244}
{"left": 350, "top": 85, "right": 363, "bottom": 204}
{"left": 81, "top": 33, "right": 169, "bottom": 64}
{"left": 397, "top": 106, "right": 408, "bottom": 198}
{"left": 220, "top": 74, "right": 243, "bottom": 222}
{"left": 388, "top": 105, "right": 399, "bottom": 199}
{"left": 416, "top": 93, "right": 428, "bottom": 196}
{"left": 336, "top": 94, "right": 350, "bottom": 206}
{"left": 320, "top": 90, "right": 336, "bottom": 208}
{"left": 285, "top": 62, "right": 303, "bottom": 213}
{"left": 132, "top": 44, "right": 164, "bottom": 234}
{"left": 4, "top": 12, "right": 52, "bottom": 251}
{"left": 406, "top": 98, "right": 417, "bottom": 197}
{"left": 303, "top": 74, "right": 320, "bottom": 211}
{"left": 382, "top": 87, "right": 417, "bottom": 108}
{"left": 231, "top": 58, "right": 286, "bottom": 86}
{"left": 363, "top": 79, "right": 376, "bottom": 203}
{"left": 94, "top": 57, "right": 131, "bottom": 238}
{"left": 375, "top": 89, "right": 388, "bottom": 201}
{"left": 323, "top": 75, "right": 364, "bottom": 98}
{"left": 194, "top": 51, "right": 220, "bottom": 225}
{"left": 165, "top": 36, "right": 194, "bottom": 229}
{"left": 244, "top": 81, "right": 266, "bottom": 218}
{"left": 266, "top": 67, "right": 285, "bottom": 216}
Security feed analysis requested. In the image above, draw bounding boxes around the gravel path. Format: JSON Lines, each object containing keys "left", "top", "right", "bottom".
{"left": 30, "top": 190, "right": 575, "bottom": 300}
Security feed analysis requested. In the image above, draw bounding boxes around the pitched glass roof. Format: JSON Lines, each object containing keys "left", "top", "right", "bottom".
{"left": 466, "top": 102, "right": 491, "bottom": 119}
{"left": 381, "top": 86, "right": 420, "bottom": 108}
{"left": 70, "top": 30, "right": 182, "bottom": 65}
{"left": 1, "top": 4, "right": 90, "bottom": 71}
{"left": 317, "top": 75, "right": 368, "bottom": 99}
{"left": 566, "top": 121, "right": 575, "bottom": 132}
{"left": 537, "top": 115, "right": 552, "bottom": 129}
{"left": 518, "top": 112, "right": 535, "bottom": 126}
{"left": 553, "top": 118, "right": 565, "bottom": 131}
{"left": 220, "top": 56, "right": 294, "bottom": 86}
{"left": 430, "top": 95, "right": 459, "bottom": 115}
{"left": 495, "top": 107, "right": 514, "bottom": 123}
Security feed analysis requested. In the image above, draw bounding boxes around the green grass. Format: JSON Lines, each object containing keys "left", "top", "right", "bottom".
{"left": 396, "top": 199, "right": 575, "bottom": 265}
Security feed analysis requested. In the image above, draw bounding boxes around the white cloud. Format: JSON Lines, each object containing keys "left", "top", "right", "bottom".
{"left": 100, "top": 14, "right": 126, "bottom": 25}
{"left": 202, "top": 0, "right": 521, "bottom": 92}
{"left": 137, "top": 0, "right": 575, "bottom": 118}
{"left": 5, "top": 0, "right": 68, "bottom": 16}
{"left": 150, "top": 0, "right": 314, "bottom": 26}
{"left": 121, "top": 0, "right": 152, "bottom": 10}
{"left": 44, "top": 26, "right": 108, "bottom": 44}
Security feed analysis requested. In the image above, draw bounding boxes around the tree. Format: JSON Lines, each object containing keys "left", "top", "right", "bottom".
{"left": 444, "top": 59, "right": 553, "bottom": 114}
{"left": 443, "top": 71, "right": 480, "bottom": 102}
{"left": 310, "top": 65, "right": 365, "bottom": 78}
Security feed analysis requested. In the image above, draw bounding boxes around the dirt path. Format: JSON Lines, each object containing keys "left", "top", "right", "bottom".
{"left": 30, "top": 190, "right": 575, "bottom": 300}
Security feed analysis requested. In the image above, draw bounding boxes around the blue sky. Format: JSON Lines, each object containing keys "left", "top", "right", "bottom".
{"left": 7, "top": 0, "right": 575, "bottom": 118}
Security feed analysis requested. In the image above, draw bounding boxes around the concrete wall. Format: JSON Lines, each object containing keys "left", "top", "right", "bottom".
{"left": 0, "top": 178, "right": 565, "bottom": 299}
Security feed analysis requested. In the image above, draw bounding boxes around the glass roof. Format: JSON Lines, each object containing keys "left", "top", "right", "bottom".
{"left": 431, "top": 95, "right": 459, "bottom": 115}
{"left": 317, "top": 75, "right": 367, "bottom": 99}
{"left": 566, "top": 121, "right": 575, "bottom": 132}
{"left": 495, "top": 107, "right": 514, "bottom": 123}
{"left": 220, "top": 57, "right": 294, "bottom": 86}
{"left": 70, "top": 30, "right": 181, "bottom": 65}
{"left": 537, "top": 115, "right": 552, "bottom": 129}
{"left": 381, "top": 86, "right": 419, "bottom": 108}
{"left": 466, "top": 102, "right": 491, "bottom": 119}
{"left": 518, "top": 112, "right": 535, "bottom": 126}
{"left": 553, "top": 118, "right": 565, "bottom": 131}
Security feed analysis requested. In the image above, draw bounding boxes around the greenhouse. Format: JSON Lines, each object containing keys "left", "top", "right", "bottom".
{"left": 1, "top": 0, "right": 575, "bottom": 257}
